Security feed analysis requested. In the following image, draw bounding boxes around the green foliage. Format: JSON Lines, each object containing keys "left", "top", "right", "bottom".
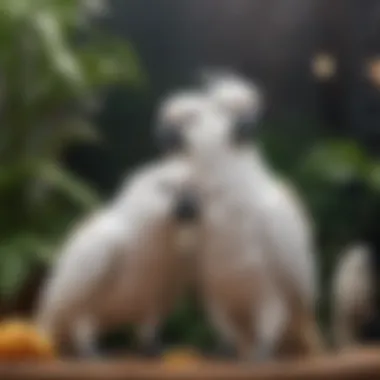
{"left": 0, "top": 0, "right": 144, "bottom": 301}
{"left": 301, "top": 139, "right": 379, "bottom": 189}
{"left": 162, "top": 296, "right": 218, "bottom": 351}
{"left": 298, "top": 138, "right": 380, "bottom": 331}
{"left": 297, "top": 139, "right": 379, "bottom": 244}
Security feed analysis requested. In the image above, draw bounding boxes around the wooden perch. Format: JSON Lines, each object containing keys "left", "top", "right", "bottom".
{"left": 0, "top": 348, "right": 380, "bottom": 380}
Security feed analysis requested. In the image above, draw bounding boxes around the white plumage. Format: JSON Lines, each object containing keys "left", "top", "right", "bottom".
{"left": 153, "top": 71, "right": 323, "bottom": 360}
{"left": 331, "top": 243, "right": 373, "bottom": 349}
{"left": 36, "top": 152, "right": 197, "bottom": 355}
{"left": 201, "top": 72, "right": 322, "bottom": 359}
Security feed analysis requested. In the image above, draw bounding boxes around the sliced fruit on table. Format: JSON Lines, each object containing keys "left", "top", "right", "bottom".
{"left": 161, "top": 347, "right": 203, "bottom": 368}
{"left": 0, "top": 318, "right": 56, "bottom": 360}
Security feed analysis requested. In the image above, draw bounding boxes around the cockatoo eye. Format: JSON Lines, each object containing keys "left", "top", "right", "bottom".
{"left": 233, "top": 115, "right": 258, "bottom": 143}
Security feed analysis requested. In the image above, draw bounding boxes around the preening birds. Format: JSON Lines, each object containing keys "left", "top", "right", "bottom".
{"left": 154, "top": 70, "right": 323, "bottom": 361}
{"left": 36, "top": 69, "right": 324, "bottom": 361}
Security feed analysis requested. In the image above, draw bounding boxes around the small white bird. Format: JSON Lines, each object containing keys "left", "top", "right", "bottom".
{"left": 332, "top": 242, "right": 378, "bottom": 349}
{"left": 35, "top": 97, "right": 202, "bottom": 357}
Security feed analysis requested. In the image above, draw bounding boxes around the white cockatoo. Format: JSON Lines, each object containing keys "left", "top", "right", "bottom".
{"left": 154, "top": 71, "right": 323, "bottom": 361}
{"left": 203, "top": 71, "right": 323, "bottom": 359}
{"left": 35, "top": 96, "right": 204, "bottom": 356}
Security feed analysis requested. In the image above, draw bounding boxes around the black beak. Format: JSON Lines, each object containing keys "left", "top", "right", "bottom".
{"left": 234, "top": 116, "right": 257, "bottom": 143}
{"left": 155, "top": 126, "right": 183, "bottom": 154}
{"left": 173, "top": 191, "right": 200, "bottom": 223}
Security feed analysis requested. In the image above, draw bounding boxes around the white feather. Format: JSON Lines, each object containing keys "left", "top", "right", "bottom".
{"left": 36, "top": 156, "right": 196, "bottom": 353}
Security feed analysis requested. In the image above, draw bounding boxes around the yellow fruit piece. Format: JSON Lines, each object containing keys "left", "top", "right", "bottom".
{"left": 161, "top": 348, "right": 202, "bottom": 368}
{"left": 0, "top": 319, "right": 56, "bottom": 361}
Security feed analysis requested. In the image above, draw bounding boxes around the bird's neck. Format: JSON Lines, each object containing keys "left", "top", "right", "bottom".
{"left": 193, "top": 145, "right": 272, "bottom": 198}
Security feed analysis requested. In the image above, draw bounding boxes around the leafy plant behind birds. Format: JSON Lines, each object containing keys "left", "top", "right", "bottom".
{"left": 0, "top": 0, "right": 144, "bottom": 303}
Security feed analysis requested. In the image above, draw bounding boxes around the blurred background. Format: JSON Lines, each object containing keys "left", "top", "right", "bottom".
{"left": 0, "top": 0, "right": 379, "bottom": 353}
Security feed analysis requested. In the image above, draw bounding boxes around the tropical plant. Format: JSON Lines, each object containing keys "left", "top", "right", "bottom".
{"left": 0, "top": 0, "right": 144, "bottom": 302}
{"left": 297, "top": 138, "right": 380, "bottom": 330}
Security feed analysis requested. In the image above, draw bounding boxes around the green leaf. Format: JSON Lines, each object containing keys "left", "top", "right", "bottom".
{"left": 0, "top": 0, "right": 34, "bottom": 22}
{"left": 302, "top": 140, "right": 371, "bottom": 185}
{"left": 36, "top": 162, "right": 100, "bottom": 210}
{"left": 26, "top": 118, "right": 102, "bottom": 161}
{"left": 57, "top": 117, "right": 102, "bottom": 145}
{"left": 367, "top": 163, "right": 380, "bottom": 193}
{"left": 78, "top": 42, "right": 145, "bottom": 89}
{"left": 18, "top": 233, "right": 56, "bottom": 264}
{"left": 0, "top": 244, "right": 30, "bottom": 300}
{"left": 0, "top": 230, "right": 59, "bottom": 299}
{"left": 31, "top": 9, "right": 86, "bottom": 94}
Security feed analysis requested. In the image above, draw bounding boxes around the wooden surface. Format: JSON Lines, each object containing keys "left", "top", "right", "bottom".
{"left": 0, "top": 348, "right": 380, "bottom": 380}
